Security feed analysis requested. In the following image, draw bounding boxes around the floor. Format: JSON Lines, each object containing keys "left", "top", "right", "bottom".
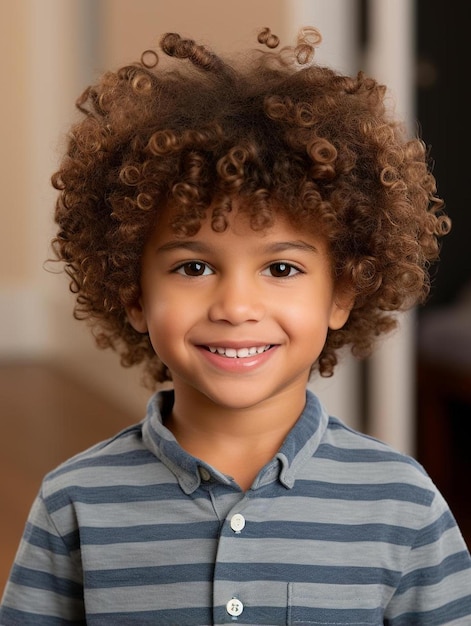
{"left": 1, "top": 361, "right": 470, "bottom": 598}
{"left": 0, "top": 361, "right": 134, "bottom": 595}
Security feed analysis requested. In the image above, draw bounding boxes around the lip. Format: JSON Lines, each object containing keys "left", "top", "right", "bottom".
{"left": 197, "top": 344, "right": 278, "bottom": 373}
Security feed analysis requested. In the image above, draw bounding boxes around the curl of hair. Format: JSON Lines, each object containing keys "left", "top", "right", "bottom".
{"left": 257, "top": 27, "right": 280, "bottom": 49}
{"left": 51, "top": 26, "right": 450, "bottom": 386}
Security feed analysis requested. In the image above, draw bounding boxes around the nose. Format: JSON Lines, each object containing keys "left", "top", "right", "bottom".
{"left": 208, "top": 275, "right": 265, "bottom": 325}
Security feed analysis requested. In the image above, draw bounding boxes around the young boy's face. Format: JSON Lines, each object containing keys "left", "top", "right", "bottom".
{"left": 127, "top": 202, "right": 351, "bottom": 413}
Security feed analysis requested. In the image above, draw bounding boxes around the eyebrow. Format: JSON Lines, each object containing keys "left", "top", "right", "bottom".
{"left": 155, "top": 239, "right": 319, "bottom": 254}
{"left": 156, "top": 241, "right": 213, "bottom": 254}
{"left": 265, "top": 240, "right": 319, "bottom": 254}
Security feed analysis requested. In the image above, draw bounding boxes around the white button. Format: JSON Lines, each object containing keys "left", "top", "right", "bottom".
{"left": 198, "top": 467, "right": 211, "bottom": 481}
{"left": 226, "top": 597, "right": 244, "bottom": 617}
{"left": 230, "top": 513, "right": 245, "bottom": 533}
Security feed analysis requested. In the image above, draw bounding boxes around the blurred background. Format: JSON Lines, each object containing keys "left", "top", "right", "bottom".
{"left": 1, "top": 0, "right": 470, "bottom": 592}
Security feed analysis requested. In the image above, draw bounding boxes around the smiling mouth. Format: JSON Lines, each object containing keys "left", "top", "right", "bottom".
{"left": 206, "top": 345, "right": 272, "bottom": 358}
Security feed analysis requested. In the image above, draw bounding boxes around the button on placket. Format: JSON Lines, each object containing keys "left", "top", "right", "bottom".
{"left": 226, "top": 597, "right": 244, "bottom": 617}
{"left": 198, "top": 466, "right": 211, "bottom": 482}
{"left": 230, "top": 513, "right": 246, "bottom": 533}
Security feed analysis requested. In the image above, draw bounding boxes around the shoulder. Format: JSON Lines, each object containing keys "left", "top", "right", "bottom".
{"left": 312, "top": 415, "right": 438, "bottom": 507}
{"left": 323, "top": 415, "right": 427, "bottom": 472}
{"left": 40, "top": 421, "right": 155, "bottom": 501}
{"left": 303, "top": 415, "right": 469, "bottom": 558}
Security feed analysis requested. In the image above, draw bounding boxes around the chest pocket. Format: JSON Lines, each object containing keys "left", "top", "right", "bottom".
{"left": 287, "top": 582, "right": 384, "bottom": 625}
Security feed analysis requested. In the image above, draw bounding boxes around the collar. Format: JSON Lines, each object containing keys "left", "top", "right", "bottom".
{"left": 141, "top": 389, "right": 329, "bottom": 495}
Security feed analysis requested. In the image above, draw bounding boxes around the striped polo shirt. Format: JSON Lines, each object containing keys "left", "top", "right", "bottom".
{"left": 1, "top": 389, "right": 470, "bottom": 625}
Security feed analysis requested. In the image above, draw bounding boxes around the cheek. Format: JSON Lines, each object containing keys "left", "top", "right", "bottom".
{"left": 144, "top": 297, "right": 193, "bottom": 357}
{"left": 278, "top": 293, "right": 332, "bottom": 334}
{"left": 146, "top": 301, "right": 178, "bottom": 339}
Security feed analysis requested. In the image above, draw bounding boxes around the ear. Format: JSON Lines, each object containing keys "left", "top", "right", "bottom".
{"left": 328, "top": 288, "right": 355, "bottom": 331}
{"left": 125, "top": 300, "right": 149, "bottom": 334}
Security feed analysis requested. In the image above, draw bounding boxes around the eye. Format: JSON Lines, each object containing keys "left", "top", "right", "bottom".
{"left": 263, "top": 262, "right": 301, "bottom": 278}
{"left": 175, "top": 261, "right": 213, "bottom": 277}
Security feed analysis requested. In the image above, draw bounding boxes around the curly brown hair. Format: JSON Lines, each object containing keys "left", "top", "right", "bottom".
{"left": 51, "top": 26, "right": 450, "bottom": 386}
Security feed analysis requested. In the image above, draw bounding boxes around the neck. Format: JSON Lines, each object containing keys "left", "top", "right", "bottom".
{"left": 165, "top": 381, "right": 307, "bottom": 490}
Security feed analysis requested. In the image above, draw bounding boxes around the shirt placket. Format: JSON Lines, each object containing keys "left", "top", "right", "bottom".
{"left": 213, "top": 502, "right": 250, "bottom": 624}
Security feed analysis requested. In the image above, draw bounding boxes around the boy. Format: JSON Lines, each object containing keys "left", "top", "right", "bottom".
{"left": 1, "top": 26, "right": 470, "bottom": 625}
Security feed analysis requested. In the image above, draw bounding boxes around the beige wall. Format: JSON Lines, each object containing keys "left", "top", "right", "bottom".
{"left": 1, "top": 2, "right": 31, "bottom": 284}
{"left": 101, "top": 0, "right": 290, "bottom": 67}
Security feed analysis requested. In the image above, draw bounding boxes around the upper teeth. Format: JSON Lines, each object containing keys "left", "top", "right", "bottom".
{"left": 208, "top": 345, "right": 270, "bottom": 358}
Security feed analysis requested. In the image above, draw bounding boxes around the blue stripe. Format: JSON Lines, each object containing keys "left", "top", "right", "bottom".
{"left": 389, "top": 595, "right": 471, "bottom": 625}
{"left": 10, "top": 564, "right": 83, "bottom": 598}
{"left": 412, "top": 509, "right": 456, "bottom": 548}
{"left": 289, "top": 605, "right": 384, "bottom": 624}
{"left": 395, "top": 551, "right": 471, "bottom": 593}
{"left": 80, "top": 520, "right": 221, "bottom": 544}
{"left": 215, "top": 561, "right": 400, "bottom": 587}
{"left": 24, "top": 522, "right": 80, "bottom": 554}
{"left": 46, "top": 450, "right": 157, "bottom": 479}
{"left": 85, "top": 561, "right": 399, "bottom": 589}
{"left": 86, "top": 607, "right": 211, "bottom": 625}
{"left": 0, "top": 606, "right": 86, "bottom": 625}
{"left": 75, "top": 519, "right": 415, "bottom": 546}
{"left": 205, "top": 604, "right": 385, "bottom": 625}
{"left": 317, "top": 442, "right": 422, "bottom": 466}
{"left": 293, "top": 479, "right": 433, "bottom": 504}
{"left": 44, "top": 483, "right": 187, "bottom": 513}
{"left": 85, "top": 562, "right": 214, "bottom": 588}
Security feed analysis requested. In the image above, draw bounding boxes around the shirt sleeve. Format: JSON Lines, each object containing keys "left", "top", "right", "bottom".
{"left": 385, "top": 487, "right": 471, "bottom": 625}
{"left": 0, "top": 490, "right": 86, "bottom": 625}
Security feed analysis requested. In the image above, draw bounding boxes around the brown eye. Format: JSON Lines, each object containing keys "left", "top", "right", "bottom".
{"left": 268, "top": 262, "right": 298, "bottom": 277}
{"left": 176, "top": 261, "right": 212, "bottom": 276}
